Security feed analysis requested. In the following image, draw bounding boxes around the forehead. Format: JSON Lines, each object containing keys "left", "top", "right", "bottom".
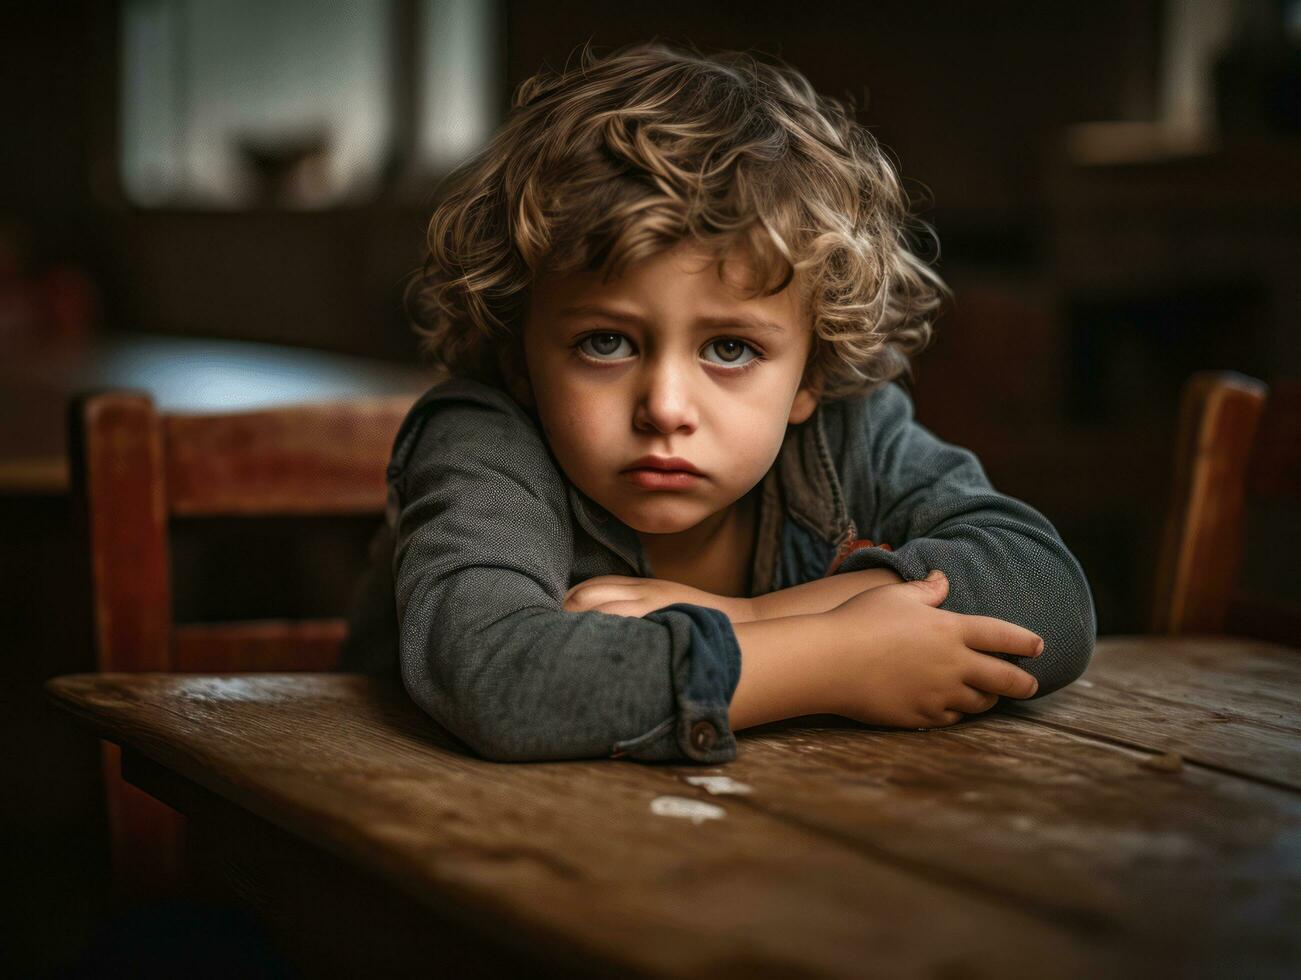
{"left": 528, "top": 241, "right": 807, "bottom": 328}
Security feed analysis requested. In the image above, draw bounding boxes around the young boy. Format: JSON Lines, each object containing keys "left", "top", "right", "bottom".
{"left": 344, "top": 40, "right": 1096, "bottom": 764}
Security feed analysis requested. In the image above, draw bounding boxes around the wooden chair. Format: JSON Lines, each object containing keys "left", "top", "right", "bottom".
{"left": 1152, "top": 370, "right": 1301, "bottom": 645}
{"left": 68, "top": 390, "right": 413, "bottom": 900}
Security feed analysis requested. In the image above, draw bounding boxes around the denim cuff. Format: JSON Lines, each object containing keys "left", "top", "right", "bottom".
{"left": 610, "top": 602, "right": 742, "bottom": 764}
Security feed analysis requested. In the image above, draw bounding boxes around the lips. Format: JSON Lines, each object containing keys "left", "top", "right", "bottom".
{"left": 621, "top": 468, "right": 702, "bottom": 491}
{"left": 622, "top": 455, "right": 704, "bottom": 476}
{"left": 620, "top": 455, "right": 704, "bottom": 491}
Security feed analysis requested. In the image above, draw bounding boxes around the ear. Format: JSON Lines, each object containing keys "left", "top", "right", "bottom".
{"left": 788, "top": 331, "right": 821, "bottom": 425}
{"left": 788, "top": 384, "right": 819, "bottom": 425}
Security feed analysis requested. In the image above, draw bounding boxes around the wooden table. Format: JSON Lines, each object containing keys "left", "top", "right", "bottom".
{"left": 46, "top": 635, "right": 1301, "bottom": 979}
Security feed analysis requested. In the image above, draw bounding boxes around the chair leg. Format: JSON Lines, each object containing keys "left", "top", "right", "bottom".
{"left": 101, "top": 740, "right": 187, "bottom": 904}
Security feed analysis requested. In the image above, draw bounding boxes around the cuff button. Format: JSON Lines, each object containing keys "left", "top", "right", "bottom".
{"left": 689, "top": 720, "right": 718, "bottom": 752}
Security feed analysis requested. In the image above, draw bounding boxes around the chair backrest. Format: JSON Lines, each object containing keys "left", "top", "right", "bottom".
{"left": 68, "top": 389, "right": 415, "bottom": 901}
{"left": 70, "top": 390, "right": 413, "bottom": 674}
{"left": 1152, "top": 370, "right": 1301, "bottom": 644}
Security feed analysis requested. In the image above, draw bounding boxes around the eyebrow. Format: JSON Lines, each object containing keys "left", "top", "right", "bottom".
{"left": 556, "top": 304, "right": 787, "bottom": 335}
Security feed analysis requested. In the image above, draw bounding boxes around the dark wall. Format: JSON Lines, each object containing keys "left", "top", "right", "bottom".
{"left": 506, "top": 1, "right": 1162, "bottom": 232}
{"left": 1, "top": 6, "right": 107, "bottom": 263}
{"left": 2, "top": 1, "right": 1162, "bottom": 357}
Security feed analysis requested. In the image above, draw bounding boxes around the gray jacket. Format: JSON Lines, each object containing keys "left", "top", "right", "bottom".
{"left": 342, "top": 377, "right": 1096, "bottom": 765}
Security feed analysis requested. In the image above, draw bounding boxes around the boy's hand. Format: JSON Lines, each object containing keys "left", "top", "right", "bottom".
{"left": 824, "top": 570, "right": 1044, "bottom": 729}
{"left": 563, "top": 575, "right": 756, "bottom": 624}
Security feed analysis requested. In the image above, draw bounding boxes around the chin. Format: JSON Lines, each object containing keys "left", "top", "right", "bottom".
{"left": 609, "top": 498, "right": 711, "bottom": 535}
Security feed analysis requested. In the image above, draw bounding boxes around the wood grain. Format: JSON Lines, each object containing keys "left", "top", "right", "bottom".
{"left": 46, "top": 672, "right": 1133, "bottom": 979}
{"left": 716, "top": 717, "right": 1300, "bottom": 975}
{"left": 1151, "top": 371, "right": 1301, "bottom": 647}
{"left": 44, "top": 634, "right": 1301, "bottom": 978}
{"left": 123, "top": 750, "right": 581, "bottom": 980}
{"left": 163, "top": 397, "right": 412, "bottom": 516}
{"left": 1151, "top": 371, "right": 1267, "bottom": 636}
{"left": 71, "top": 392, "right": 173, "bottom": 675}
{"left": 69, "top": 392, "right": 185, "bottom": 896}
{"left": 1002, "top": 635, "right": 1301, "bottom": 789}
{"left": 69, "top": 390, "right": 409, "bottom": 895}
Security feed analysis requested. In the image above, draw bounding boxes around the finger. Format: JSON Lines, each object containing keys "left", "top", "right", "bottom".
{"left": 965, "top": 657, "right": 1039, "bottom": 699}
{"left": 896, "top": 569, "right": 949, "bottom": 607}
{"left": 563, "top": 585, "right": 599, "bottom": 611}
{"left": 562, "top": 584, "right": 594, "bottom": 611}
{"left": 961, "top": 615, "right": 1044, "bottom": 658}
{"left": 950, "top": 685, "right": 1001, "bottom": 715}
{"left": 576, "top": 582, "right": 635, "bottom": 604}
{"left": 568, "top": 575, "right": 639, "bottom": 599}
{"left": 566, "top": 584, "right": 631, "bottom": 612}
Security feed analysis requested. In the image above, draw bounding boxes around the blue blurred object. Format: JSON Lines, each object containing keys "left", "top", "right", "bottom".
{"left": 0, "top": 333, "right": 431, "bottom": 493}
{"left": 89, "top": 334, "right": 428, "bottom": 412}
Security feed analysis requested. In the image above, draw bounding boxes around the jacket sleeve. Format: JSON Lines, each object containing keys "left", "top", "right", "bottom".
{"left": 828, "top": 382, "right": 1097, "bottom": 698}
{"left": 390, "top": 388, "right": 742, "bottom": 763}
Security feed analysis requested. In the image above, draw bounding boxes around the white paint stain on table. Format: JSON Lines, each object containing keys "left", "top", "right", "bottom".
{"left": 650, "top": 795, "right": 726, "bottom": 825}
{"left": 683, "top": 775, "right": 753, "bottom": 795}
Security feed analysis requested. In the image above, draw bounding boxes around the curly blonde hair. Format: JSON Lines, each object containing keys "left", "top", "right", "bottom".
{"left": 408, "top": 38, "right": 950, "bottom": 402}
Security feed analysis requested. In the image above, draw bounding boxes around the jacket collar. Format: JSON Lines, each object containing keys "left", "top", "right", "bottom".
{"left": 566, "top": 482, "right": 647, "bottom": 576}
{"left": 751, "top": 405, "right": 858, "bottom": 593}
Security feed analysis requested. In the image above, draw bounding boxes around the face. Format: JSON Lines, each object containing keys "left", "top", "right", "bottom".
{"left": 516, "top": 240, "right": 819, "bottom": 537}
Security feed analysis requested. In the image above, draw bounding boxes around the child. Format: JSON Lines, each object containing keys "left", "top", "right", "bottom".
{"left": 347, "top": 39, "right": 1096, "bottom": 764}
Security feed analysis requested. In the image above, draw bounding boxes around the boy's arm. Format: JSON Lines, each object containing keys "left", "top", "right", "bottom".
{"left": 748, "top": 566, "right": 903, "bottom": 620}
{"left": 825, "top": 382, "right": 1098, "bottom": 698}
{"left": 562, "top": 566, "right": 904, "bottom": 624}
{"left": 391, "top": 390, "right": 748, "bottom": 765}
{"left": 731, "top": 575, "right": 1044, "bottom": 732}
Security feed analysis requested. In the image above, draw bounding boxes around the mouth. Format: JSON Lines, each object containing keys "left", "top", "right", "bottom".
{"left": 622, "top": 456, "right": 705, "bottom": 477}
{"left": 621, "top": 468, "right": 703, "bottom": 491}
{"left": 620, "top": 455, "right": 705, "bottom": 490}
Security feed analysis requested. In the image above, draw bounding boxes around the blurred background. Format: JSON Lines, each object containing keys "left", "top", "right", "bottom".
{"left": 2, "top": 0, "right": 1299, "bottom": 975}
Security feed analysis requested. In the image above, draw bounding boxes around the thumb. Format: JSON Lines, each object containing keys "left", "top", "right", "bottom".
{"left": 902, "top": 569, "right": 948, "bottom": 606}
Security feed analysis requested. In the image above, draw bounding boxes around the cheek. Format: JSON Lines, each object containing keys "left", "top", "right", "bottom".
{"left": 538, "top": 380, "right": 619, "bottom": 460}
{"left": 709, "top": 395, "right": 792, "bottom": 473}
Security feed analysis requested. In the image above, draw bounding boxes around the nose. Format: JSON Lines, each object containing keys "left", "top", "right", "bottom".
{"left": 633, "top": 355, "right": 699, "bottom": 435}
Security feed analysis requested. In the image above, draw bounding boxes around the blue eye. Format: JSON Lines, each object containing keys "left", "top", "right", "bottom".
{"left": 577, "top": 332, "right": 634, "bottom": 360}
{"left": 702, "top": 338, "right": 760, "bottom": 368}
{"left": 569, "top": 335, "right": 759, "bottom": 369}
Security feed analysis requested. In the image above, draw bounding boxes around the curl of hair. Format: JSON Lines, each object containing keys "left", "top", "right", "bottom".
{"left": 407, "top": 38, "right": 952, "bottom": 402}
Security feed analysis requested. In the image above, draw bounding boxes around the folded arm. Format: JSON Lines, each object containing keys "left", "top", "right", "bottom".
{"left": 749, "top": 566, "right": 904, "bottom": 620}
{"left": 563, "top": 565, "right": 904, "bottom": 623}
{"left": 825, "top": 382, "right": 1097, "bottom": 698}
